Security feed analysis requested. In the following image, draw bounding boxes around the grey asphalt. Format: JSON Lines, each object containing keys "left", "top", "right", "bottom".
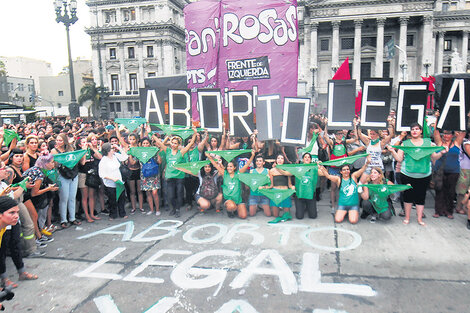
{"left": 4, "top": 189, "right": 470, "bottom": 313}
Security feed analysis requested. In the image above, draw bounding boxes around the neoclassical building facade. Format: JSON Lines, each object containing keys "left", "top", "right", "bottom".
{"left": 86, "top": 0, "right": 187, "bottom": 117}
{"left": 298, "top": 0, "right": 470, "bottom": 107}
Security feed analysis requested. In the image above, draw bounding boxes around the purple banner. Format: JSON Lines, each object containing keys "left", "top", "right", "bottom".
{"left": 184, "top": 0, "right": 299, "bottom": 120}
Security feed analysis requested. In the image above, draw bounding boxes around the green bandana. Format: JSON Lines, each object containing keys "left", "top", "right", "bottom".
{"left": 128, "top": 147, "right": 159, "bottom": 163}
{"left": 370, "top": 138, "right": 380, "bottom": 146}
{"left": 363, "top": 184, "right": 412, "bottom": 213}
{"left": 3, "top": 129, "right": 20, "bottom": 146}
{"left": 116, "top": 180, "right": 125, "bottom": 199}
{"left": 276, "top": 163, "right": 318, "bottom": 180}
{"left": 115, "top": 118, "right": 147, "bottom": 132}
{"left": 11, "top": 177, "right": 29, "bottom": 190}
{"left": 238, "top": 173, "right": 270, "bottom": 192}
{"left": 174, "top": 160, "right": 210, "bottom": 175}
{"left": 259, "top": 188, "right": 295, "bottom": 206}
{"left": 321, "top": 153, "right": 369, "bottom": 167}
{"left": 423, "top": 116, "right": 431, "bottom": 139}
{"left": 150, "top": 124, "right": 186, "bottom": 136}
{"left": 209, "top": 149, "right": 252, "bottom": 162}
{"left": 53, "top": 150, "right": 87, "bottom": 169}
{"left": 299, "top": 133, "right": 319, "bottom": 154}
{"left": 172, "top": 128, "right": 195, "bottom": 140}
{"left": 391, "top": 145, "right": 444, "bottom": 161}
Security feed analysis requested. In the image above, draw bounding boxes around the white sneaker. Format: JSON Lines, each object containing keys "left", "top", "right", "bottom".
{"left": 146, "top": 211, "right": 153, "bottom": 215}
{"left": 155, "top": 211, "right": 161, "bottom": 216}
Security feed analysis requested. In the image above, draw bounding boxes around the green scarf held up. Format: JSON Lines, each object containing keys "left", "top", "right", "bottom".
{"left": 116, "top": 180, "right": 125, "bottom": 200}
{"left": 3, "top": 129, "right": 20, "bottom": 147}
{"left": 362, "top": 184, "right": 412, "bottom": 214}
{"left": 174, "top": 160, "right": 210, "bottom": 175}
{"left": 150, "top": 124, "right": 186, "bottom": 136}
{"left": 276, "top": 163, "right": 318, "bottom": 180}
{"left": 209, "top": 150, "right": 252, "bottom": 162}
{"left": 258, "top": 188, "right": 295, "bottom": 206}
{"left": 11, "top": 177, "right": 29, "bottom": 190}
{"left": 422, "top": 116, "right": 431, "bottom": 139}
{"left": 391, "top": 145, "right": 444, "bottom": 161}
{"left": 53, "top": 150, "right": 87, "bottom": 169}
{"left": 299, "top": 133, "right": 319, "bottom": 155}
{"left": 320, "top": 153, "right": 369, "bottom": 167}
{"left": 238, "top": 173, "right": 270, "bottom": 192}
{"left": 115, "top": 118, "right": 147, "bottom": 132}
{"left": 128, "top": 147, "right": 159, "bottom": 163}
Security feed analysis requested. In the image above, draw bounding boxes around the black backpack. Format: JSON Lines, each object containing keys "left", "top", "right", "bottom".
{"left": 199, "top": 174, "right": 218, "bottom": 200}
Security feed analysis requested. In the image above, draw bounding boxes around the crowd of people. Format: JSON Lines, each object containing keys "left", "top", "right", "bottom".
{"left": 0, "top": 110, "right": 469, "bottom": 295}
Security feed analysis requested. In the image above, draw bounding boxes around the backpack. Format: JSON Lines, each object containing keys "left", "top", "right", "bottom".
{"left": 199, "top": 173, "right": 218, "bottom": 200}
{"left": 142, "top": 157, "right": 159, "bottom": 178}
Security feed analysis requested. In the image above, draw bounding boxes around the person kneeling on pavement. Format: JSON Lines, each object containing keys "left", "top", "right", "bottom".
{"left": 360, "top": 167, "right": 394, "bottom": 223}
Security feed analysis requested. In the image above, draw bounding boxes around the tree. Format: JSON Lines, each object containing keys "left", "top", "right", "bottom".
{"left": 78, "top": 82, "right": 100, "bottom": 118}
{"left": 0, "top": 61, "right": 7, "bottom": 76}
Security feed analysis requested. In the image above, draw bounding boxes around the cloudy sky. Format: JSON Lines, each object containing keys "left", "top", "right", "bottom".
{"left": 0, "top": 0, "right": 92, "bottom": 74}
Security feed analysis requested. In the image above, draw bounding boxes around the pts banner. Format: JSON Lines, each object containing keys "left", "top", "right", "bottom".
{"left": 185, "top": 0, "right": 299, "bottom": 119}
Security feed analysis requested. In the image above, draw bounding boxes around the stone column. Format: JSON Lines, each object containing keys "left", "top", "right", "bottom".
{"left": 421, "top": 16, "right": 434, "bottom": 76}
{"left": 399, "top": 17, "right": 409, "bottom": 81}
{"left": 137, "top": 41, "right": 144, "bottom": 87}
{"left": 163, "top": 41, "right": 174, "bottom": 75}
{"left": 353, "top": 19, "right": 363, "bottom": 87}
{"left": 437, "top": 31, "right": 445, "bottom": 74}
{"left": 310, "top": 22, "right": 319, "bottom": 94}
{"left": 118, "top": 42, "right": 126, "bottom": 94}
{"left": 462, "top": 30, "right": 469, "bottom": 71}
{"left": 375, "top": 18, "right": 386, "bottom": 77}
{"left": 303, "top": 22, "right": 311, "bottom": 89}
{"left": 158, "top": 40, "right": 163, "bottom": 76}
{"left": 331, "top": 21, "right": 340, "bottom": 74}
{"left": 135, "top": 6, "right": 141, "bottom": 23}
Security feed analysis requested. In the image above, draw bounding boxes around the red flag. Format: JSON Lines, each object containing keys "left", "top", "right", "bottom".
{"left": 421, "top": 75, "right": 435, "bottom": 92}
{"left": 355, "top": 90, "right": 362, "bottom": 116}
{"left": 332, "top": 57, "right": 351, "bottom": 80}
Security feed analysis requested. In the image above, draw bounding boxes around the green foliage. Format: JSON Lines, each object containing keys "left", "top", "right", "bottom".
{"left": 0, "top": 60, "right": 7, "bottom": 76}
{"left": 78, "top": 82, "right": 101, "bottom": 118}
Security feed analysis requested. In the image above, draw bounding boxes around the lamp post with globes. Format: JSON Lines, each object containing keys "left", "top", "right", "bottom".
{"left": 54, "top": 0, "right": 79, "bottom": 119}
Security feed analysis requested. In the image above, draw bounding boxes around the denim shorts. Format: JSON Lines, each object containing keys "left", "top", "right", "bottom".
{"left": 337, "top": 205, "right": 359, "bottom": 211}
{"left": 248, "top": 195, "right": 270, "bottom": 206}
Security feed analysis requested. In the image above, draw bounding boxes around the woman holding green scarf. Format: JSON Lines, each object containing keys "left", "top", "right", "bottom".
{"left": 360, "top": 167, "right": 394, "bottom": 222}
{"left": 387, "top": 123, "right": 443, "bottom": 226}
{"left": 293, "top": 153, "right": 322, "bottom": 219}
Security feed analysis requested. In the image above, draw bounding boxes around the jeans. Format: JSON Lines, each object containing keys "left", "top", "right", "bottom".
{"left": 58, "top": 174, "right": 79, "bottom": 223}
{"left": 166, "top": 178, "right": 184, "bottom": 212}
{"left": 294, "top": 197, "right": 317, "bottom": 219}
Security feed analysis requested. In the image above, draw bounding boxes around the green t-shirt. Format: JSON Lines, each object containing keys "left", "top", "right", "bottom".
{"left": 222, "top": 172, "right": 242, "bottom": 204}
{"left": 401, "top": 138, "right": 432, "bottom": 178}
{"left": 189, "top": 147, "right": 200, "bottom": 162}
{"left": 338, "top": 178, "right": 359, "bottom": 206}
{"left": 295, "top": 168, "right": 317, "bottom": 200}
{"left": 249, "top": 168, "right": 269, "bottom": 197}
{"left": 165, "top": 147, "right": 185, "bottom": 179}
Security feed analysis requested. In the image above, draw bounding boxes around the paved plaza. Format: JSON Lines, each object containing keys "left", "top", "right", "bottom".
{"left": 5, "top": 190, "right": 470, "bottom": 313}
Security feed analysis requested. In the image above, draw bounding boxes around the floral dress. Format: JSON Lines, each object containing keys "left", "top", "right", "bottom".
{"left": 140, "top": 157, "right": 160, "bottom": 191}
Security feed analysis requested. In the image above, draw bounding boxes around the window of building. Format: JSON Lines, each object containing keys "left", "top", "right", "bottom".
{"left": 341, "top": 38, "right": 354, "bottom": 50}
{"left": 360, "top": 62, "right": 372, "bottom": 82}
{"left": 57, "top": 103, "right": 62, "bottom": 108}
{"left": 127, "top": 102, "right": 133, "bottom": 112}
{"left": 141, "top": 6, "right": 155, "bottom": 22}
{"left": 110, "top": 48, "right": 116, "bottom": 60}
{"left": 320, "top": 39, "right": 329, "bottom": 51}
{"left": 116, "top": 102, "right": 121, "bottom": 112}
{"left": 450, "top": 1, "right": 458, "bottom": 10}
{"left": 129, "top": 73, "right": 138, "bottom": 90}
{"left": 17, "top": 83, "right": 24, "bottom": 91}
{"left": 110, "top": 102, "right": 115, "bottom": 112}
{"left": 147, "top": 46, "right": 154, "bottom": 58}
{"left": 122, "top": 8, "right": 136, "bottom": 22}
{"left": 58, "top": 90, "right": 64, "bottom": 96}
{"left": 466, "top": 0, "right": 470, "bottom": 9}
{"left": 128, "top": 47, "right": 135, "bottom": 59}
{"left": 104, "top": 10, "right": 116, "bottom": 24}
{"left": 442, "top": 3, "right": 449, "bottom": 11}
{"left": 111, "top": 74, "right": 119, "bottom": 91}
{"left": 361, "top": 37, "right": 376, "bottom": 48}
{"left": 444, "top": 39, "right": 452, "bottom": 51}
{"left": 134, "top": 102, "right": 139, "bottom": 112}
{"left": 8, "top": 83, "right": 13, "bottom": 91}
{"left": 443, "top": 66, "right": 451, "bottom": 73}
{"left": 383, "top": 62, "right": 390, "bottom": 78}
{"left": 407, "top": 34, "right": 414, "bottom": 47}
{"left": 148, "top": 72, "right": 156, "bottom": 77}
{"left": 28, "top": 84, "right": 34, "bottom": 92}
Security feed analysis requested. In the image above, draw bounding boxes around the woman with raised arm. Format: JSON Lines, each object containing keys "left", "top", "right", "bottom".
{"left": 319, "top": 156, "right": 370, "bottom": 224}
{"left": 387, "top": 123, "right": 442, "bottom": 226}
{"left": 139, "top": 137, "right": 162, "bottom": 216}
{"left": 153, "top": 127, "right": 197, "bottom": 218}
{"left": 206, "top": 150, "right": 255, "bottom": 219}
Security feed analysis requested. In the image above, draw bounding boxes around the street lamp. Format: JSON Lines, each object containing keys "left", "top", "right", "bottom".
{"left": 423, "top": 59, "right": 431, "bottom": 77}
{"left": 54, "top": 0, "right": 79, "bottom": 119}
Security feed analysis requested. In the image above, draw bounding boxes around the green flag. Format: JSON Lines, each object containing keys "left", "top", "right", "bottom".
{"left": 299, "top": 133, "right": 319, "bottom": 154}
{"left": 175, "top": 160, "right": 210, "bottom": 175}
{"left": 391, "top": 145, "right": 443, "bottom": 161}
{"left": 238, "top": 173, "right": 270, "bottom": 192}
{"left": 115, "top": 118, "right": 147, "bottom": 132}
{"left": 53, "top": 150, "right": 87, "bottom": 169}
{"left": 128, "top": 147, "right": 159, "bottom": 163}
{"left": 320, "top": 153, "right": 369, "bottom": 167}
{"left": 172, "top": 128, "right": 195, "bottom": 140}
{"left": 277, "top": 163, "right": 318, "bottom": 180}
{"left": 362, "top": 184, "right": 412, "bottom": 214}
{"left": 45, "top": 168, "right": 60, "bottom": 186}
{"left": 11, "top": 177, "right": 29, "bottom": 190}
{"left": 116, "top": 180, "right": 125, "bottom": 199}
{"left": 3, "top": 129, "right": 20, "bottom": 147}
{"left": 209, "top": 149, "right": 252, "bottom": 162}
{"left": 259, "top": 188, "right": 295, "bottom": 206}
{"left": 422, "top": 116, "right": 431, "bottom": 138}
{"left": 150, "top": 124, "right": 186, "bottom": 136}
